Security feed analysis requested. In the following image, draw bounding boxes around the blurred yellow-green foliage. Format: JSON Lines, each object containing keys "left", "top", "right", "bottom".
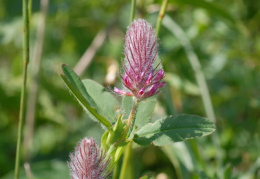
{"left": 0, "top": 0, "right": 259, "bottom": 178}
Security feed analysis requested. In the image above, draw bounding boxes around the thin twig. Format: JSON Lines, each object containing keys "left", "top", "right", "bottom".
{"left": 14, "top": 0, "right": 30, "bottom": 178}
{"left": 24, "top": 0, "right": 49, "bottom": 162}
{"left": 24, "top": 163, "right": 34, "bottom": 179}
{"left": 73, "top": 3, "right": 125, "bottom": 77}
{"left": 73, "top": 30, "right": 107, "bottom": 76}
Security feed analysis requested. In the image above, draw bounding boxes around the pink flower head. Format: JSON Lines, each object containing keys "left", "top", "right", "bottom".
{"left": 68, "top": 138, "right": 112, "bottom": 179}
{"left": 114, "top": 19, "right": 165, "bottom": 100}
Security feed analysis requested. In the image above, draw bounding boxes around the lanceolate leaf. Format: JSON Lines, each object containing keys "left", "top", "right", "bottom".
{"left": 134, "top": 114, "right": 215, "bottom": 146}
{"left": 62, "top": 64, "right": 94, "bottom": 104}
{"left": 60, "top": 64, "right": 112, "bottom": 129}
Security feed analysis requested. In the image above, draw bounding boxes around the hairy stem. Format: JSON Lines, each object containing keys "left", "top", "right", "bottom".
{"left": 119, "top": 141, "right": 133, "bottom": 179}
{"left": 127, "top": 101, "right": 138, "bottom": 128}
{"left": 117, "top": 99, "right": 138, "bottom": 178}
{"left": 73, "top": 30, "right": 107, "bottom": 76}
{"left": 156, "top": 0, "right": 168, "bottom": 36}
{"left": 15, "top": 0, "right": 30, "bottom": 178}
{"left": 130, "top": 0, "right": 136, "bottom": 23}
{"left": 124, "top": 99, "right": 139, "bottom": 139}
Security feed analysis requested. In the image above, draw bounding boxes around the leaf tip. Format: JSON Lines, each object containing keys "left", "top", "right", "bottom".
{"left": 61, "top": 63, "right": 67, "bottom": 67}
{"left": 61, "top": 63, "right": 73, "bottom": 72}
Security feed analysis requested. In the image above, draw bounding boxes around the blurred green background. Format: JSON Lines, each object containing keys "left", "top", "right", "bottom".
{"left": 0, "top": 0, "right": 259, "bottom": 178}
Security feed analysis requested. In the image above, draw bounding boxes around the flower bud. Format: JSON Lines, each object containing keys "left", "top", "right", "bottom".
{"left": 68, "top": 138, "right": 112, "bottom": 179}
{"left": 114, "top": 19, "right": 166, "bottom": 100}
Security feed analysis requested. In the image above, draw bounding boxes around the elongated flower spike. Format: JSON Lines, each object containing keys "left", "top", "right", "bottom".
{"left": 68, "top": 138, "right": 112, "bottom": 179}
{"left": 114, "top": 19, "right": 166, "bottom": 100}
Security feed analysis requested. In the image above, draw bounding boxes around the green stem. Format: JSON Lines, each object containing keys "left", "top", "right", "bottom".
{"left": 127, "top": 100, "right": 138, "bottom": 128}
{"left": 119, "top": 141, "right": 133, "bottom": 179}
{"left": 118, "top": 99, "right": 138, "bottom": 179}
{"left": 156, "top": 0, "right": 168, "bottom": 36}
{"left": 123, "top": 100, "right": 139, "bottom": 139}
{"left": 130, "top": 0, "right": 136, "bottom": 23}
{"left": 28, "top": 0, "right": 33, "bottom": 18}
{"left": 112, "top": 161, "right": 120, "bottom": 179}
{"left": 14, "top": 0, "right": 30, "bottom": 178}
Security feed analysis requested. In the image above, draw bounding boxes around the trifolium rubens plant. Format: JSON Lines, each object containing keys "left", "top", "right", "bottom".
{"left": 60, "top": 19, "right": 215, "bottom": 179}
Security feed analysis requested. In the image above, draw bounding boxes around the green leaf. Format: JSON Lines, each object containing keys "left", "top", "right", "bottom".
{"left": 61, "top": 64, "right": 93, "bottom": 103}
{"left": 139, "top": 173, "right": 154, "bottom": 179}
{"left": 82, "top": 79, "right": 119, "bottom": 123}
{"left": 101, "top": 130, "right": 109, "bottom": 151}
{"left": 122, "top": 96, "right": 156, "bottom": 128}
{"left": 106, "top": 115, "right": 126, "bottom": 145}
{"left": 135, "top": 97, "right": 157, "bottom": 127}
{"left": 224, "top": 164, "right": 232, "bottom": 179}
{"left": 121, "top": 96, "right": 133, "bottom": 119}
{"left": 133, "top": 114, "right": 215, "bottom": 146}
{"left": 60, "top": 64, "right": 112, "bottom": 129}
{"left": 107, "top": 140, "right": 128, "bottom": 163}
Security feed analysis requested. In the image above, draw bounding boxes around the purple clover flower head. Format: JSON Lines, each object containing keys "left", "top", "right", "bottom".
{"left": 114, "top": 19, "right": 166, "bottom": 100}
{"left": 68, "top": 138, "right": 112, "bottom": 179}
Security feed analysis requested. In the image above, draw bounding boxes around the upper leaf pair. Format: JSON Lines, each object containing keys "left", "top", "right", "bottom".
{"left": 60, "top": 64, "right": 118, "bottom": 129}
{"left": 60, "top": 64, "right": 216, "bottom": 147}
